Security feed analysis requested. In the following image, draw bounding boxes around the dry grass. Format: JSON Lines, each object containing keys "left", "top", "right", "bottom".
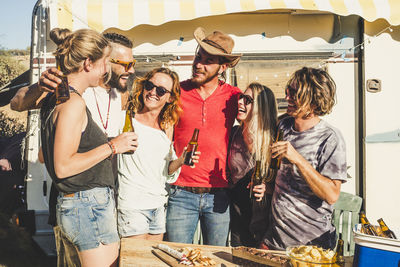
{"left": 0, "top": 104, "right": 27, "bottom": 122}
{"left": 0, "top": 105, "right": 27, "bottom": 138}
{"left": 0, "top": 54, "right": 29, "bottom": 137}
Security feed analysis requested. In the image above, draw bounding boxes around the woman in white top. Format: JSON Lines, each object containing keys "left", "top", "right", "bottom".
{"left": 117, "top": 67, "right": 199, "bottom": 241}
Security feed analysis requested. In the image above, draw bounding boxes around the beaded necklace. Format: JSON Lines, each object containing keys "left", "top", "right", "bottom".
{"left": 92, "top": 88, "right": 111, "bottom": 131}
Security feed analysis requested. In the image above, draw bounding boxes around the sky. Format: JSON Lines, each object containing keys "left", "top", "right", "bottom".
{"left": 0, "top": 0, "right": 38, "bottom": 50}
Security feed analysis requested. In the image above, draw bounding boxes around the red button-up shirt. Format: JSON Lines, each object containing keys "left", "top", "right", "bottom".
{"left": 173, "top": 79, "right": 240, "bottom": 188}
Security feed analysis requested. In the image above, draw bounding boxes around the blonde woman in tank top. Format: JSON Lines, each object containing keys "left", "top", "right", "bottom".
{"left": 32, "top": 28, "right": 138, "bottom": 267}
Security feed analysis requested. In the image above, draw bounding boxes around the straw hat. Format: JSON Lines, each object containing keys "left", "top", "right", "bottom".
{"left": 193, "top": 27, "right": 241, "bottom": 67}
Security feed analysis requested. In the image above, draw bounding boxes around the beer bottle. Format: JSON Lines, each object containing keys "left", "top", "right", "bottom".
{"left": 184, "top": 128, "right": 199, "bottom": 166}
{"left": 375, "top": 225, "right": 384, "bottom": 237}
{"left": 360, "top": 211, "right": 378, "bottom": 236}
{"left": 334, "top": 235, "right": 345, "bottom": 267}
{"left": 55, "top": 64, "right": 70, "bottom": 104}
{"left": 377, "top": 218, "right": 397, "bottom": 239}
{"left": 249, "top": 160, "right": 262, "bottom": 199}
{"left": 270, "top": 129, "right": 283, "bottom": 170}
{"left": 122, "top": 104, "right": 135, "bottom": 154}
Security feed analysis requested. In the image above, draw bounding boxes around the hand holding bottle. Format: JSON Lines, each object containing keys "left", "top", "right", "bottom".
{"left": 248, "top": 160, "right": 264, "bottom": 201}
{"left": 122, "top": 106, "right": 135, "bottom": 154}
{"left": 37, "top": 67, "right": 63, "bottom": 93}
{"left": 168, "top": 144, "right": 201, "bottom": 175}
{"left": 180, "top": 146, "right": 201, "bottom": 168}
{"left": 109, "top": 132, "right": 138, "bottom": 155}
{"left": 251, "top": 183, "right": 266, "bottom": 202}
{"left": 184, "top": 128, "right": 199, "bottom": 166}
{"left": 271, "top": 129, "right": 301, "bottom": 165}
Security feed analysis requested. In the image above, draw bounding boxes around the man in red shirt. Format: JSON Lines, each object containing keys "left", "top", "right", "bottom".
{"left": 166, "top": 27, "right": 241, "bottom": 246}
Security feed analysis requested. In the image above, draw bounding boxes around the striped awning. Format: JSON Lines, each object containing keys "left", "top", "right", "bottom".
{"left": 47, "top": 0, "right": 400, "bottom": 32}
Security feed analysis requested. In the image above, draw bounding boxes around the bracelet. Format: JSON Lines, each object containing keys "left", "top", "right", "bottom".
{"left": 106, "top": 142, "right": 113, "bottom": 159}
{"left": 107, "top": 141, "right": 116, "bottom": 159}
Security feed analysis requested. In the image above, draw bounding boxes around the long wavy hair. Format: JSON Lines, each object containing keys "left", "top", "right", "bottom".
{"left": 130, "top": 67, "right": 182, "bottom": 130}
{"left": 287, "top": 67, "right": 336, "bottom": 118}
{"left": 241, "top": 82, "right": 278, "bottom": 180}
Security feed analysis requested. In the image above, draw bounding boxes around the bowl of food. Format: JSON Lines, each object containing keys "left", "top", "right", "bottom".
{"left": 286, "top": 245, "right": 336, "bottom": 267}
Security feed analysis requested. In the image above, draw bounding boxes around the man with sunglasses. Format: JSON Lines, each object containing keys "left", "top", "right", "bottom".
{"left": 11, "top": 32, "right": 136, "bottom": 129}
{"left": 11, "top": 32, "right": 138, "bottom": 267}
{"left": 166, "top": 27, "right": 242, "bottom": 246}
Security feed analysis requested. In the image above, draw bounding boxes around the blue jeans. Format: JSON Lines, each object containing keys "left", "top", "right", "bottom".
{"left": 166, "top": 187, "right": 230, "bottom": 246}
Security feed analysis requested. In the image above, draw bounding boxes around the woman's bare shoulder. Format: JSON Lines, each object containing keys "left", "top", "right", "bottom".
{"left": 57, "top": 93, "right": 85, "bottom": 110}
{"left": 54, "top": 93, "right": 86, "bottom": 121}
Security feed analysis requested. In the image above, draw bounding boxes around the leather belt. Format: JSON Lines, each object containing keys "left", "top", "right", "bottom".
{"left": 60, "top": 192, "right": 75, "bottom": 198}
{"left": 171, "top": 185, "right": 226, "bottom": 194}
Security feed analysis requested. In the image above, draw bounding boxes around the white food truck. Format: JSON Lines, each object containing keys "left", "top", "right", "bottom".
{"left": 16, "top": 0, "right": 400, "bottom": 255}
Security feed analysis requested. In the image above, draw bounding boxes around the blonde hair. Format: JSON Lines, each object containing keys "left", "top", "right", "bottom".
{"left": 288, "top": 67, "right": 336, "bottom": 118}
{"left": 131, "top": 68, "right": 182, "bottom": 130}
{"left": 242, "top": 82, "right": 278, "bottom": 180}
{"left": 50, "top": 28, "right": 110, "bottom": 74}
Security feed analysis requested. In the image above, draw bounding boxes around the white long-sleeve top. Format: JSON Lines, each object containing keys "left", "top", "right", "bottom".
{"left": 117, "top": 118, "right": 180, "bottom": 210}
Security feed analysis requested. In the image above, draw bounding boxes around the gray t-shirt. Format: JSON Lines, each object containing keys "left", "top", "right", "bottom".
{"left": 264, "top": 117, "right": 347, "bottom": 250}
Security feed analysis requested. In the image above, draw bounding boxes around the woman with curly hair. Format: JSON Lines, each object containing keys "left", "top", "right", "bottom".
{"left": 227, "top": 82, "right": 278, "bottom": 247}
{"left": 117, "top": 67, "right": 199, "bottom": 241}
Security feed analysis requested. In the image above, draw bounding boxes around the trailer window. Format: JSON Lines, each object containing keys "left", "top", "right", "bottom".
{"left": 231, "top": 53, "right": 331, "bottom": 113}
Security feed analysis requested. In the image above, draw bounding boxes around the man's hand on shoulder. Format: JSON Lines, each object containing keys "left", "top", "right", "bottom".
{"left": 10, "top": 67, "right": 64, "bottom": 111}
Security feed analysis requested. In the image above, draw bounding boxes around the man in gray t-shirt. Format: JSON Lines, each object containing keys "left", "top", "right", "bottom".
{"left": 263, "top": 67, "right": 347, "bottom": 250}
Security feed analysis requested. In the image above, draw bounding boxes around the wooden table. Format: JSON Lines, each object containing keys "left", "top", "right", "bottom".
{"left": 119, "top": 238, "right": 237, "bottom": 267}
{"left": 119, "top": 238, "right": 354, "bottom": 267}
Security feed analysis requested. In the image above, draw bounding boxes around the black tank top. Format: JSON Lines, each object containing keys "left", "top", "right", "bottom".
{"left": 40, "top": 93, "right": 114, "bottom": 193}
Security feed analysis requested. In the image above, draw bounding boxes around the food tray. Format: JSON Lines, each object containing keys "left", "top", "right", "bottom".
{"left": 231, "top": 246, "right": 290, "bottom": 266}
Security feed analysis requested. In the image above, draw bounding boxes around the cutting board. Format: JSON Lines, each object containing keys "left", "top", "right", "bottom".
{"left": 231, "top": 247, "right": 290, "bottom": 267}
{"left": 120, "top": 238, "right": 236, "bottom": 267}
{"left": 151, "top": 249, "right": 182, "bottom": 267}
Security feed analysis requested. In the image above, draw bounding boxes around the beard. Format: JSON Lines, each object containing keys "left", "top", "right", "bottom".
{"left": 107, "top": 71, "right": 136, "bottom": 93}
{"left": 191, "top": 66, "right": 219, "bottom": 86}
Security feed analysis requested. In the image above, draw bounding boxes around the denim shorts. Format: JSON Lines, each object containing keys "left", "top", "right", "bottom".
{"left": 117, "top": 206, "right": 166, "bottom": 237}
{"left": 56, "top": 187, "right": 119, "bottom": 251}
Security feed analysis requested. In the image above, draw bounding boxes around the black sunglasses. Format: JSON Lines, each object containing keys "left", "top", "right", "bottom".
{"left": 239, "top": 94, "right": 254, "bottom": 105}
{"left": 144, "top": 80, "right": 171, "bottom": 97}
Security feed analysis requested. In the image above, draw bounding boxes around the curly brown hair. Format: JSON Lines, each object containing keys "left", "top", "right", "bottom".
{"left": 130, "top": 68, "right": 182, "bottom": 130}
{"left": 287, "top": 67, "right": 336, "bottom": 117}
